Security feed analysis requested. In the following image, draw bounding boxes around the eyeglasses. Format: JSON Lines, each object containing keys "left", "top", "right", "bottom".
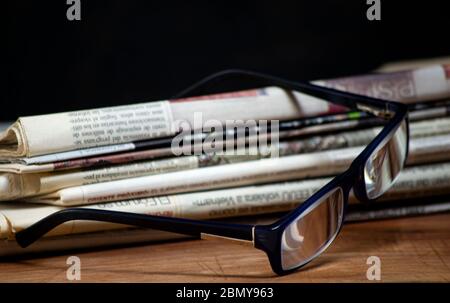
{"left": 15, "top": 70, "right": 409, "bottom": 275}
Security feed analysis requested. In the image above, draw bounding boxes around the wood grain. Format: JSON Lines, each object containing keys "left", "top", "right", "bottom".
{"left": 1, "top": 213, "right": 450, "bottom": 282}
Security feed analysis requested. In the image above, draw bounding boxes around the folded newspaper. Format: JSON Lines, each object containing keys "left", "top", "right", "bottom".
{"left": 1, "top": 63, "right": 449, "bottom": 159}
{"left": 1, "top": 116, "right": 449, "bottom": 201}
{"left": 0, "top": 87, "right": 334, "bottom": 158}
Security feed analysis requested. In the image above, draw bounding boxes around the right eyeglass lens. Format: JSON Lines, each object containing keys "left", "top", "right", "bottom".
{"left": 281, "top": 187, "right": 344, "bottom": 271}
{"left": 364, "top": 119, "right": 408, "bottom": 200}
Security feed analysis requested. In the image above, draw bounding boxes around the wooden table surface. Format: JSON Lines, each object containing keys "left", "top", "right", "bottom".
{"left": 1, "top": 213, "right": 450, "bottom": 282}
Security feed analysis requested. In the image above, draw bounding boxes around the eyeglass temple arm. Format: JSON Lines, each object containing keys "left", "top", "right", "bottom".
{"left": 173, "top": 69, "right": 400, "bottom": 118}
{"left": 15, "top": 208, "right": 254, "bottom": 248}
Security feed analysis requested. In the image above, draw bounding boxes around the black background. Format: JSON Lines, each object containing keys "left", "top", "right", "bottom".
{"left": 4, "top": 0, "right": 450, "bottom": 120}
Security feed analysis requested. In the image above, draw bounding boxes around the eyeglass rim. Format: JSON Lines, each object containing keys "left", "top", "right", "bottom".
{"left": 279, "top": 186, "right": 345, "bottom": 271}
{"left": 254, "top": 112, "right": 408, "bottom": 275}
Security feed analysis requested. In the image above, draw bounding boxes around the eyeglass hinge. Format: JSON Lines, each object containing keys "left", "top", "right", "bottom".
{"left": 200, "top": 227, "right": 255, "bottom": 247}
{"left": 356, "top": 103, "right": 395, "bottom": 119}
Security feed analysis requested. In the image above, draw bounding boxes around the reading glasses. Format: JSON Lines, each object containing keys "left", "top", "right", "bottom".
{"left": 16, "top": 70, "right": 409, "bottom": 275}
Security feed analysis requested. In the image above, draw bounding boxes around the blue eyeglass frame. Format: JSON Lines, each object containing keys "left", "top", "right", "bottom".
{"left": 15, "top": 69, "right": 409, "bottom": 275}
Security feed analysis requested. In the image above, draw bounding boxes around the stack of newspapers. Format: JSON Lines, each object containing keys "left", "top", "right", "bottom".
{"left": 1, "top": 59, "right": 450, "bottom": 256}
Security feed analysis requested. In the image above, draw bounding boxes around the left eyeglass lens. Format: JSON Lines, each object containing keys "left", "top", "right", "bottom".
{"left": 281, "top": 187, "right": 344, "bottom": 271}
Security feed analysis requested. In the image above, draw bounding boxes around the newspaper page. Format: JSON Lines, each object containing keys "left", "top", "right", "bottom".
{"left": 0, "top": 156, "right": 200, "bottom": 200}
{"left": 28, "top": 147, "right": 355, "bottom": 205}
{"left": 316, "top": 64, "right": 450, "bottom": 103}
{"left": 0, "top": 87, "right": 336, "bottom": 159}
{"left": 2, "top": 116, "right": 450, "bottom": 200}
{"left": 0, "top": 147, "right": 271, "bottom": 200}
{"left": 1, "top": 114, "right": 450, "bottom": 175}
{"left": 25, "top": 131, "right": 450, "bottom": 205}
{"left": 2, "top": 62, "right": 450, "bottom": 159}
